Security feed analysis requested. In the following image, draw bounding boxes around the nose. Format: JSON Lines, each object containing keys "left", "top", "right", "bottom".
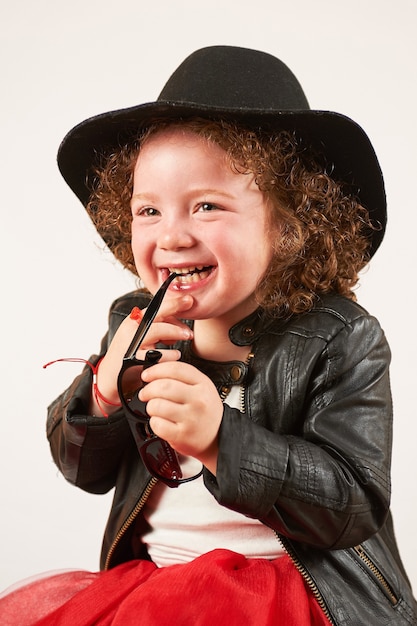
{"left": 156, "top": 220, "right": 197, "bottom": 251}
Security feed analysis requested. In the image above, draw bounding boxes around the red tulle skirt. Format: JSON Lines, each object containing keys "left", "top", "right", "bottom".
{"left": 0, "top": 550, "right": 330, "bottom": 625}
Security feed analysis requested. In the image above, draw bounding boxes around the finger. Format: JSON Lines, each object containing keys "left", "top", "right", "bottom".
{"left": 149, "top": 415, "right": 180, "bottom": 444}
{"left": 128, "top": 296, "right": 194, "bottom": 346}
{"left": 152, "top": 294, "right": 194, "bottom": 321}
{"left": 136, "top": 321, "right": 193, "bottom": 349}
{"left": 146, "top": 397, "right": 184, "bottom": 424}
{"left": 141, "top": 361, "right": 200, "bottom": 385}
{"left": 139, "top": 377, "right": 189, "bottom": 406}
{"left": 135, "top": 348, "right": 182, "bottom": 363}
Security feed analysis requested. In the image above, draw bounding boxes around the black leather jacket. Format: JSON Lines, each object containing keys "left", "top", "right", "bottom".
{"left": 47, "top": 291, "right": 417, "bottom": 625}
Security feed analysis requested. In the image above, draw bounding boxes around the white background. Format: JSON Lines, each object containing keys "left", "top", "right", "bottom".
{"left": 1, "top": 0, "right": 416, "bottom": 596}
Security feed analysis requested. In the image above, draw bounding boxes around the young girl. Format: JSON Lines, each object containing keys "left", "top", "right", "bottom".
{"left": 2, "top": 45, "right": 416, "bottom": 625}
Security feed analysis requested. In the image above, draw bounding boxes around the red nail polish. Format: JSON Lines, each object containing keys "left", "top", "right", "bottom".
{"left": 130, "top": 307, "right": 143, "bottom": 322}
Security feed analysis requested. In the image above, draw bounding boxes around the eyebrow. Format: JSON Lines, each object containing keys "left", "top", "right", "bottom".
{"left": 131, "top": 189, "right": 236, "bottom": 202}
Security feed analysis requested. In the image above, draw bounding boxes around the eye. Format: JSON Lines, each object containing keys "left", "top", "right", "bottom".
{"left": 198, "top": 202, "right": 220, "bottom": 212}
{"left": 136, "top": 206, "right": 160, "bottom": 217}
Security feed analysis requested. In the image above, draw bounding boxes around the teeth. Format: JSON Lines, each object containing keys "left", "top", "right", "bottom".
{"left": 168, "top": 266, "right": 212, "bottom": 283}
{"left": 169, "top": 266, "right": 206, "bottom": 275}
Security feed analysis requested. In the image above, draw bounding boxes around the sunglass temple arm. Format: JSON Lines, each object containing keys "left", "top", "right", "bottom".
{"left": 123, "top": 273, "right": 178, "bottom": 360}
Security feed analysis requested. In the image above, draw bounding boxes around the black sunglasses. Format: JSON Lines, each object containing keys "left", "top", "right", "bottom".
{"left": 117, "top": 273, "right": 203, "bottom": 487}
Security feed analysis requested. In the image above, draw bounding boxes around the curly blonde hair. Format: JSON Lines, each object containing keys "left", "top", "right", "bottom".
{"left": 87, "top": 118, "right": 375, "bottom": 317}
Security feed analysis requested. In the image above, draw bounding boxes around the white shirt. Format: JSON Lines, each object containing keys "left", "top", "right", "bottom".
{"left": 142, "top": 386, "right": 284, "bottom": 567}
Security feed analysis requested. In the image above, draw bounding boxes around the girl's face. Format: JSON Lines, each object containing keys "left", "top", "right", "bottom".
{"left": 131, "top": 128, "right": 275, "bottom": 326}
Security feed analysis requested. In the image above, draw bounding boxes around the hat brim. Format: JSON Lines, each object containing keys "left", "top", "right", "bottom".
{"left": 57, "top": 100, "right": 386, "bottom": 258}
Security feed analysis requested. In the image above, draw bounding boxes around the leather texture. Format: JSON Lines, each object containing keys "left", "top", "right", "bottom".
{"left": 47, "top": 291, "right": 417, "bottom": 625}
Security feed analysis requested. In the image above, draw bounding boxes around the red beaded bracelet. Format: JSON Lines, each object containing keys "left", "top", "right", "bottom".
{"left": 43, "top": 306, "right": 144, "bottom": 417}
{"left": 92, "top": 357, "right": 122, "bottom": 417}
{"left": 43, "top": 357, "right": 122, "bottom": 418}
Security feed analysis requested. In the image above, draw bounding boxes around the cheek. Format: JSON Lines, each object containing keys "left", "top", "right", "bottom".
{"left": 131, "top": 220, "right": 151, "bottom": 250}
{"left": 130, "top": 228, "right": 141, "bottom": 261}
{"left": 130, "top": 226, "right": 152, "bottom": 271}
{"left": 252, "top": 216, "right": 276, "bottom": 263}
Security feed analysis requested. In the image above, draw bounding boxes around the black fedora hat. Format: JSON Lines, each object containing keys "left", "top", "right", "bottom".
{"left": 57, "top": 45, "right": 386, "bottom": 258}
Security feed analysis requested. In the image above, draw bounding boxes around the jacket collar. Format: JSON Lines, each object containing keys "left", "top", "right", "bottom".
{"left": 181, "top": 342, "right": 250, "bottom": 389}
{"left": 228, "top": 308, "right": 269, "bottom": 346}
{"left": 181, "top": 308, "right": 271, "bottom": 389}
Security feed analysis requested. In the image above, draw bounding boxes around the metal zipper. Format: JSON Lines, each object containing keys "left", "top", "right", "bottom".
{"left": 104, "top": 476, "right": 158, "bottom": 570}
{"left": 241, "top": 347, "right": 331, "bottom": 621}
{"left": 239, "top": 352, "right": 254, "bottom": 413}
{"left": 276, "top": 533, "right": 334, "bottom": 624}
{"left": 239, "top": 350, "right": 395, "bottom": 620}
{"left": 353, "top": 544, "right": 398, "bottom": 605}
{"left": 104, "top": 351, "right": 397, "bottom": 620}
{"left": 105, "top": 352, "right": 255, "bottom": 571}
{"left": 241, "top": 352, "right": 332, "bottom": 622}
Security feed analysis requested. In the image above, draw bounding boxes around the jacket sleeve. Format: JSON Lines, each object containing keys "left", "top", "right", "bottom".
{"left": 46, "top": 291, "right": 147, "bottom": 493}
{"left": 204, "top": 312, "right": 393, "bottom": 550}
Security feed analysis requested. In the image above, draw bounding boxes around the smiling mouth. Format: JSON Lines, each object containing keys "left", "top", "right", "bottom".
{"left": 168, "top": 265, "right": 214, "bottom": 284}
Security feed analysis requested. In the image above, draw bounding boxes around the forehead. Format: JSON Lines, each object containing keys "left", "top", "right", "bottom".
{"left": 132, "top": 126, "right": 238, "bottom": 185}
{"left": 137, "top": 126, "right": 227, "bottom": 162}
{"left": 131, "top": 126, "right": 268, "bottom": 208}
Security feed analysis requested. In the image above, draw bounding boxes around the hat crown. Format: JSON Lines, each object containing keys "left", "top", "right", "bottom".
{"left": 158, "top": 46, "right": 310, "bottom": 112}
{"left": 57, "top": 45, "right": 386, "bottom": 259}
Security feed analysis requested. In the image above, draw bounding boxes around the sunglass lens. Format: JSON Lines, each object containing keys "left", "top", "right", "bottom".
{"left": 140, "top": 438, "right": 183, "bottom": 482}
{"left": 118, "top": 367, "right": 149, "bottom": 418}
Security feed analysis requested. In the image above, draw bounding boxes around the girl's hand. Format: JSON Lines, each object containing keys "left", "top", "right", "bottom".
{"left": 139, "top": 360, "right": 224, "bottom": 475}
{"left": 90, "top": 294, "right": 194, "bottom": 415}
